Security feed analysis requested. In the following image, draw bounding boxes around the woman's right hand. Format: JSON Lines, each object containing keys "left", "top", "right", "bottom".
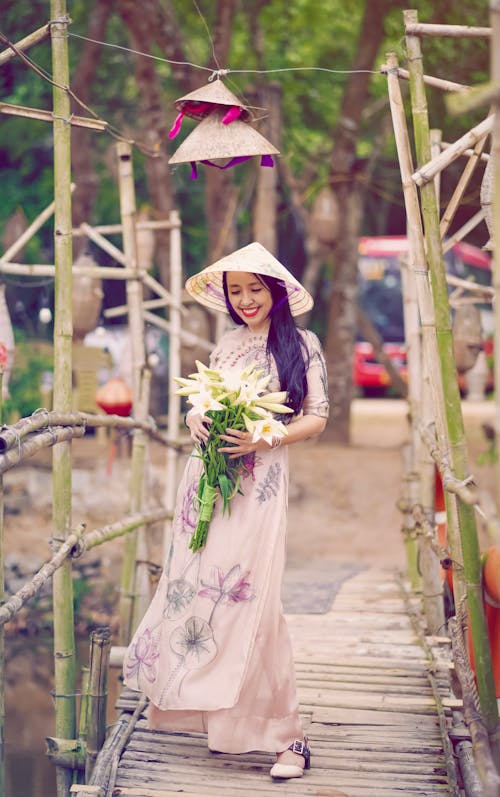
{"left": 186, "top": 412, "right": 212, "bottom": 445}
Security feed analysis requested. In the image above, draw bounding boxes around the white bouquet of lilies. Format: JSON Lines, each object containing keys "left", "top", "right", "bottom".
{"left": 174, "top": 361, "right": 293, "bottom": 551}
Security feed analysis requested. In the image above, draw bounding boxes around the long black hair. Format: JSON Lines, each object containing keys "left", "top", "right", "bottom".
{"left": 222, "top": 272, "right": 309, "bottom": 414}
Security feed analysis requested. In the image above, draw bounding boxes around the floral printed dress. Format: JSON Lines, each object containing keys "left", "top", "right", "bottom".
{"left": 123, "top": 325, "right": 329, "bottom": 754}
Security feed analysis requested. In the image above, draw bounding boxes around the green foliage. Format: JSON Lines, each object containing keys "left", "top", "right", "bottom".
{"left": 3, "top": 331, "right": 53, "bottom": 422}
{"left": 0, "top": 0, "right": 493, "bottom": 266}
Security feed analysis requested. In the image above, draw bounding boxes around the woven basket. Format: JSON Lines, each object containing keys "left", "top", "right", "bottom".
{"left": 72, "top": 252, "right": 104, "bottom": 341}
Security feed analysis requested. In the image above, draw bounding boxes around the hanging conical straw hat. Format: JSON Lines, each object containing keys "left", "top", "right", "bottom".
{"left": 185, "top": 241, "right": 313, "bottom": 317}
{"left": 174, "top": 79, "right": 252, "bottom": 121}
{"left": 168, "top": 110, "right": 279, "bottom": 165}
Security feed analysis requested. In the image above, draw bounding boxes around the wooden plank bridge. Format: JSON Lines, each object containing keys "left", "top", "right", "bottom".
{"left": 83, "top": 567, "right": 461, "bottom": 797}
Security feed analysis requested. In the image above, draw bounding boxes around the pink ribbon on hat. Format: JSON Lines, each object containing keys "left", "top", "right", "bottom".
{"left": 169, "top": 104, "right": 243, "bottom": 139}
{"left": 190, "top": 155, "right": 274, "bottom": 180}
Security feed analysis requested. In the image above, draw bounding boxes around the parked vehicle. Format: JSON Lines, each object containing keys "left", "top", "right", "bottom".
{"left": 354, "top": 236, "right": 492, "bottom": 395}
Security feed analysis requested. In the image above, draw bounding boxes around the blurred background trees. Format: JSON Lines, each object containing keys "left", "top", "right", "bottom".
{"left": 0, "top": 0, "right": 491, "bottom": 440}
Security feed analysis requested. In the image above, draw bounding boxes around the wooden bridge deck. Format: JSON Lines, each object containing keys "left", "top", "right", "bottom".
{"left": 94, "top": 568, "right": 460, "bottom": 797}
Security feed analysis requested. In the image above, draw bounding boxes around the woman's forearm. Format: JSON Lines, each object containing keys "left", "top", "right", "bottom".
{"left": 280, "top": 414, "right": 327, "bottom": 447}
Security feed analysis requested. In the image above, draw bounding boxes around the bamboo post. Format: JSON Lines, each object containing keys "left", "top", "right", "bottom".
{"left": 0, "top": 23, "right": 51, "bottom": 65}
{"left": 404, "top": 8, "right": 498, "bottom": 733}
{"left": 385, "top": 52, "right": 463, "bottom": 606}
{"left": 116, "top": 142, "right": 145, "bottom": 406}
{"left": 50, "top": 5, "right": 77, "bottom": 796}
{"left": 78, "top": 665, "right": 90, "bottom": 748}
{"left": 488, "top": 0, "right": 500, "bottom": 766}
{"left": 399, "top": 251, "right": 421, "bottom": 588}
{"left": 115, "top": 142, "right": 150, "bottom": 644}
{"left": 163, "top": 210, "right": 183, "bottom": 557}
{"left": 85, "top": 628, "right": 111, "bottom": 782}
{"left": 122, "top": 369, "right": 152, "bottom": 640}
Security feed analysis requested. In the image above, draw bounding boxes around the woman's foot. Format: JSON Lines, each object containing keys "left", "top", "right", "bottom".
{"left": 269, "top": 738, "right": 311, "bottom": 779}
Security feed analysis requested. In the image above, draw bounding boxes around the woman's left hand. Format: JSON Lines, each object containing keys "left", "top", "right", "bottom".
{"left": 218, "top": 428, "right": 269, "bottom": 459}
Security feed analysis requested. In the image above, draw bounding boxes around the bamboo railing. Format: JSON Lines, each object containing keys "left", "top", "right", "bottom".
{"left": 385, "top": 7, "right": 500, "bottom": 791}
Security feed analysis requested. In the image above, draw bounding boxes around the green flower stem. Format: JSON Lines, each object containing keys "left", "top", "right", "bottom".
{"left": 189, "top": 405, "right": 250, "bottom": 551}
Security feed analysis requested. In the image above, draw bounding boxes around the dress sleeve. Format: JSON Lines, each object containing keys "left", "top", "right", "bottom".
{"left": 301, "top": 330, "right": 329, "bottom": 418}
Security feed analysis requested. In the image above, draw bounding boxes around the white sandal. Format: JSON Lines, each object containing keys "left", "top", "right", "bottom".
{"left": 269, "top": 738, "right": 311, "bottom": 779}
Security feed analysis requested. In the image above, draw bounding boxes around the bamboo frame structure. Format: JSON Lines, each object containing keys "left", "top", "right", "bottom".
{"left": 50, "top": 6, "right": 77, "bottom": 796}
{"left": 85, "top": 629, "right": 111, "bottom": 781}
{"left": 0, "top": 102, "right": 107, "bottom": 130}
{"left": 0, "top": 23, "right": 51, "bottom": 65}
{"left": 403, "top": 9, "right": 498, "bottom": 736}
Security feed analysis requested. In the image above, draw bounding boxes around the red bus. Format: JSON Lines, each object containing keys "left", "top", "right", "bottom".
{"left": 354, "top": 236, "right": 492, "bottom": 395}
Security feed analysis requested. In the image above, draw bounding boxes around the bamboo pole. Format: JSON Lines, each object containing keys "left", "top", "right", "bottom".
{"left": 488, "top": 0, "right": 500, "bottom": 767}
{"left": 142, "top": 309, "right": 213, "bottom": 353}
{"left": 447, "top": 80, "right": 500, "bottom": 116}
{"left": 163, "top": 210, "right": 182, "bottom": 557}
{"left": 412, "top": 115, "right": 494, "bottom": 187}
{"left": 440, "top": 135, "right": 488, "bottom": 239}
{"left": 78, "top": 665, "right": 90, "bottom": 748}
{"left": 0, "top": 189, "right": 74, "bottom": 265}
{"left": 442, "top": 209, "right": 487, "bottom": 254}
{"left": 0, "top": 263, "right": 138, "bottom": 279}
{"left": 124, "top": 370, "right": 153, "bottom": 639}
{"left": 46, "top": 738, "right": 86, "bottom": 772}
{"left": 430, "top": 129, "right": 442, "bottom": 205}
{"left": 385, "top": 52, "right": 465, "bottom": 606}
{"left": 0, "top": 103, "right": 107, "bottom": 130}
{"left": 441, "top": 142, "right": 490, "bottom": 162}
{"left": 404, "top": 8, "right": 499, "bottom": 734}
{"left": 399, "top": 248, "right": 421, "bottom": 589}
{"left": 115, "top": 142, "right": 150, "bottom": 643}
{"left": 379, "top": 64, "right": 469, "bottom": 92}
{"left": 50, "top": 6, "right": 77, "bottom": 794}
{"left": 404, "top": 22, "right": 491, "bottom": 38}
{"left": 116, "top": 143, "right": 145, "bottom": 405}
{"left": 0, "top": 425, "right": 86, "bottom": 475}
{"left": 72, "top": 219, "right": 178, "bottom": 236}
{"left": 0, "top": 23, "right": 51, "bottom": 65}
{"left": 79, "top": 222, "right": 128, "bottom": 268}
{"left": 85, "top": 628, "right": 111, "bottom": 782}
{"left": 0, "top": 507, "right": 170, "bottom": 627}
{"left": 0, "top": 411, "right": 168, "bottom": 453}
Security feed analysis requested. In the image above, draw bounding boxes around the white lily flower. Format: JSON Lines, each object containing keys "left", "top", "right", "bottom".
{"left": 255, "top": 400, "right": 294, "bottom": 414}
{"left": 189, "top": 388, "right": 225, "bottom": 414}
{"left": 251, "top": 417, "right": 288, "bottom": 445}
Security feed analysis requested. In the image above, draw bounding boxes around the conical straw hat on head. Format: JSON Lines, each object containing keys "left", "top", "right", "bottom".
{"left": 168, "top": 111, "right": 279, "bottom": 165}
{"left": 174, "top": 79, "right": 252, "bottom": 122}
{"left": 185, "top": 242, "right": 313, "bottom": 317}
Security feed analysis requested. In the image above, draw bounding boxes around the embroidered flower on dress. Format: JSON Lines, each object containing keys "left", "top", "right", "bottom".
{"left": 125, "top": 628, "right": 160, "bottom": 684}
{"left": 164, "top": 578, "right": 196, "bottom": 619}
{"left": 198, "top": 564, "right": 255, "bottom": 605}
{"left": 236, "top": 452, "right": 261, "bottom": 482}
{"left": 179, "top": 480, "right": 199, "bottom": 535}
{"left": 170, "top": 616, "right": 217, "bottom": 668}
{"left": 256, "top": 462, "right": 282, "bottom": 503}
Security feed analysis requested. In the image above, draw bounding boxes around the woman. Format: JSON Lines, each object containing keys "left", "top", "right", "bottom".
{"left": 123, "top": 241, "right": 329, "bottom": 780}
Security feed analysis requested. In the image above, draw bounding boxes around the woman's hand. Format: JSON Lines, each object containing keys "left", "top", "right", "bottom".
{"left": 218, "top": 428, "right": 271, "bottom": 459}
{"left": 186, "top": 412, "right": 212, "bottom": 445}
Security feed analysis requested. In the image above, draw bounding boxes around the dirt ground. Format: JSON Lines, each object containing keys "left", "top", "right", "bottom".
{"left": 3, "top": 397, "right": 498, "bottom": 584}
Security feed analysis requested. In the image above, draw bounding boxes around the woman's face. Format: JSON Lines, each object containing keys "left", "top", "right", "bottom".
{"left": 225, "top": 271, "right": 273, "bottom": 333}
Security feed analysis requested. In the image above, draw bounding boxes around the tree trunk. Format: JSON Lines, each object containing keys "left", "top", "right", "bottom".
{"left": 70, "top": 0, "right": 115, "bottom": 254}
{"left": 253, "top": 82, "right": 282, "bottom": 254}
{"left": 119, "top": 0, "right": 177, "bottom": 288}
{"left": 323, "top": 0, "right": 404, "bottom": 443}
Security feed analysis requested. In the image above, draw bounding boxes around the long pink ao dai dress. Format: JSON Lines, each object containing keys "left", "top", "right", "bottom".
{"left": 123, "top": 325, "right": 329, "bottom": 754}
